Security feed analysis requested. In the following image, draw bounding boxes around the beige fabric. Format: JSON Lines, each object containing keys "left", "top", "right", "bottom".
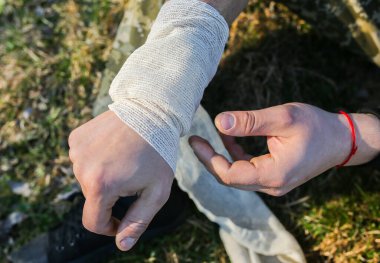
{"left": 175, "top": 106, "right": 306, "bottom": 263}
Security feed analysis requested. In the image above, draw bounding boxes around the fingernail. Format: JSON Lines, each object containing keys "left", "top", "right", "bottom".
{"left": 190, "top": 142, "right": 201, "bottom": 156}
{"left": 220, "top": 113, "right": 235, "bottom": 130}
{"left": 120, "top": 237, "right": 135, "bottom": 251}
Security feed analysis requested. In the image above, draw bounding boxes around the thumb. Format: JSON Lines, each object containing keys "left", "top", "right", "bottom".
{"left": 215, "top": 104, "right": 295, "bottom": 137}
{"left": 115, "top": 189, "right": 169, "bottom": 251}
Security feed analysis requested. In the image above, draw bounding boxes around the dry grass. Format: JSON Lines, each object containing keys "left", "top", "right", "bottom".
{"left": 1, "top": 0, "right": 379, "bottom": 262}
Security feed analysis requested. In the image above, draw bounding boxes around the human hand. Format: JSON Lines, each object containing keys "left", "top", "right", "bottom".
{"left": 68, "top": 110, "right": 174, "bottom": 251}
{"left": 189, "top": 103, "right": 380, "bottom": 196}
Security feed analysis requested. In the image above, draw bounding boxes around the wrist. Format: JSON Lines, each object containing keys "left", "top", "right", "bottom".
{"left": 201, "top": 0, "right": 248, "bottom": 24}
{"left": 109, "top": 101, "right": 180, "bottom": 173}
{"left": 335, "top": 112, "right": 380, "bottom": 166}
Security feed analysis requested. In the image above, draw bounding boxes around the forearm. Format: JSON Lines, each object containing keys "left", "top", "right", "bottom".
{"left": 201, "top": 0, "right": 249, "bottom": 24}
{"left": 109, "top": 0, "right": 231, "bottom": 171}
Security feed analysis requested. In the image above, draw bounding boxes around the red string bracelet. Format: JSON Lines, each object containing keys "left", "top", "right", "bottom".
{"left": 336, "top": 111, "right": 358, "bottom": 168}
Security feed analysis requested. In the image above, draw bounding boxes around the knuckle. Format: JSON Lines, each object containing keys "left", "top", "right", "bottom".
{"left": 242, "top": 111, "right": 256, "bottom": 135}
{"left": 82, "top": 214, "right": 111, "bottom": 235}
{"left": 268, "top": 176, "right": 288, "bottom": 188}
{"left": 82, "top": 218, "right": 103, "bottom": 234}
{"left": 68, "top": 148, "right": 79, "bottom": 162}
{"left": 78, "top": 168, "right": 107, "bottom": 195}
{"left": 248, "top": 160, "right": 265, "bottom": 185}
{"left": 281, "top": 104, "right": 299, "bottom": 127}
{"left": 270, "top": 188, "right": 287, "bottom": 197}
{"left": 152, "top": 178, "right": 172, "bottom": 207}
{"left": 220, "top": 175, "right": 231, "bottom": 186}
{"left": 68, "top": 129, "right": 79, "bottom": 148}
{"left": 87, "top": 172, "right": 106, "bottom": 195}
{"left": 82, "top": 217, "right": 95, "bottom": 233}
{"left": 124, "top": 218, "right": 149, "bottom": 236}
{"left": 130, "top": 224, "right": 148, "bottom": 236}
{"left": 154, "top": 187, "right": 171, "bottom": 207}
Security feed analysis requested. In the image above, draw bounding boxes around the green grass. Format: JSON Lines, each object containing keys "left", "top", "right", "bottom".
{"left": 1, "top": 0, "right": 379, "bottom": 262}
{"left": 0, "top": 0, "right": 120, "bottom": 257}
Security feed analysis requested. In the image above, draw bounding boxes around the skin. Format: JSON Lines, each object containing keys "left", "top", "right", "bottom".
{"left": 68, "top": 0, "right": 247, "bottom": 252}
{"left": 189, "top": 103, "right": 380, "bottom": 196}
{"left": 69, "top": 0, "right": 380, "bottom": 252}
{"left": 202, "top": 0, "right": 248, "bottom": 24}
{"left": 68, "top": 111, "right": 173, "bottom": 251}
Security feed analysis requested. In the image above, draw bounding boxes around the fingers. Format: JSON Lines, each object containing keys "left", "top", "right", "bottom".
{"left": 189, "top": 136, "right": 276, "bottom": 191}
{"left": 189, "top": 136, "right": 232, "bottom": 182}
{"left": 115, "top": 187, "right": 170, "bottom": 251}
{"left": 219, "top": 133, "right": 253, "bottom": 161}
{"left": 82, "top": 196, "right": 119, "bottom": 236}
{"left": 215, "top": 104, "right": 298, "bottom": 137}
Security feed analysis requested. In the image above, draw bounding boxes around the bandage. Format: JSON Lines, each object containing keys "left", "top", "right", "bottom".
{"left": 108, "top": 0, "right": 229, "bottom": 171}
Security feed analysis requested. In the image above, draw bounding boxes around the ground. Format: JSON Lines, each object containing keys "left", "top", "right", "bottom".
{"left": 0, "top": 0, "right": 379, "bottom": 262}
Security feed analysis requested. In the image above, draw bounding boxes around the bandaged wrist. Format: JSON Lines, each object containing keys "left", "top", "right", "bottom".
{"left": 108, "top": 0, "right": 229, "bottom": 171}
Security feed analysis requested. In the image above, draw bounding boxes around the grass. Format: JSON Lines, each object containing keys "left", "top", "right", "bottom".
{"left": 0, "top": 0, "right": 379, "bottom": 262}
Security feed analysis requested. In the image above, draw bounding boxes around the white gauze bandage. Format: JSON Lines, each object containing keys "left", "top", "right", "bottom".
{"left": 108, "top": 0, "right": 229, "bottom": 171}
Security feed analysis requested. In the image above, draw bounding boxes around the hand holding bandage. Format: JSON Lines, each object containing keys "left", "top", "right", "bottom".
{"left": 69, "top": 0, "right": 229, "bottom": 252}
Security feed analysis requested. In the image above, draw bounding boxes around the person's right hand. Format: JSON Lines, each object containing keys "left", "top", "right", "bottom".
{"left": 68, "top": 110, "right": 174, "bottom": 251}
{"left": 189, "top": 103, "right": 380, "bottom": 196}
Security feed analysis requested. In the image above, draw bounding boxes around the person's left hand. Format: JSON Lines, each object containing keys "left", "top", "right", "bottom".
{"left": 68, "top": 110, "right": 174, "bottom": 251}
{"left": 189, "top": 103, "right": 380, "bottom": 196}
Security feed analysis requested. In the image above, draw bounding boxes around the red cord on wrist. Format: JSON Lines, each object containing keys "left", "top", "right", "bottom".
{"left": 336, "top": 111, "right": 358, "bottom": 168}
